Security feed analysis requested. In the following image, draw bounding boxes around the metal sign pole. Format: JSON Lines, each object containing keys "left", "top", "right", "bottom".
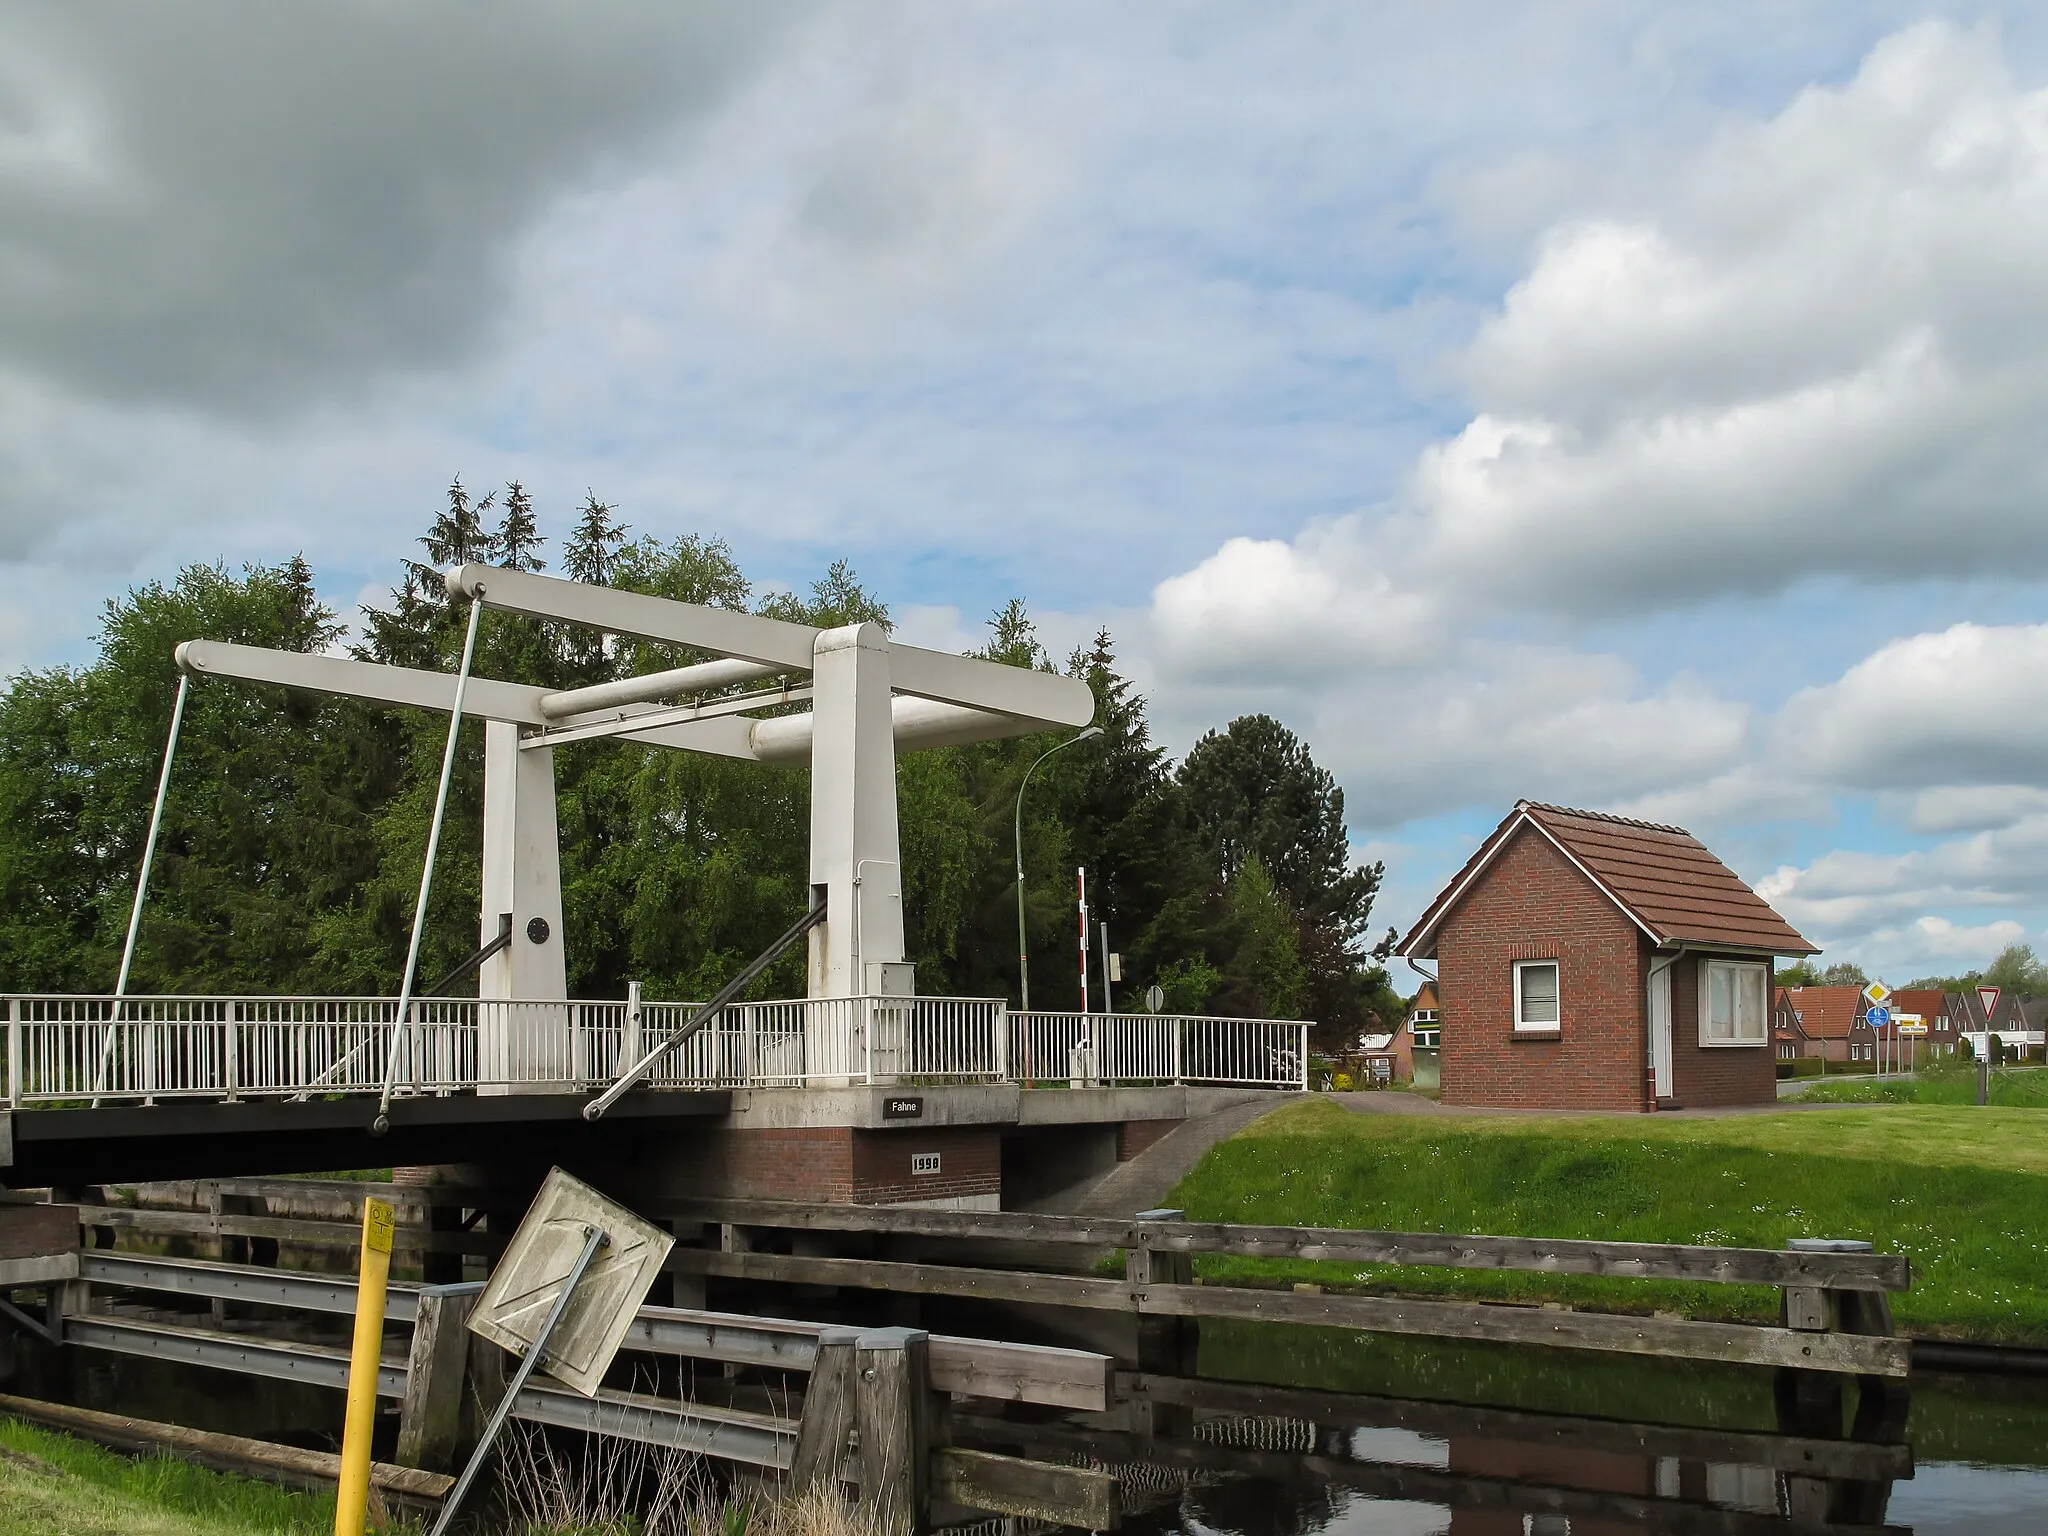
{"left": 429, "top": 1224, "right": 607, "bottom": 1536}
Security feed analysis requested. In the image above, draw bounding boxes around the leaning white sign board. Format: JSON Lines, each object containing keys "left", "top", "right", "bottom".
{"left": 469, "top": 1167, "right": 675, "bottom": 1397}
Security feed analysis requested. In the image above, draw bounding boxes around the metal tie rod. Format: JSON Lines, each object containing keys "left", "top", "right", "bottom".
{"left": 584, "top": 897, "right": 826, "bottom": 1121}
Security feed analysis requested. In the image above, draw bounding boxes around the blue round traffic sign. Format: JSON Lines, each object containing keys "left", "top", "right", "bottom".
{"left": 1865, "top": 1006, "right": 1891, "bottom": 1028}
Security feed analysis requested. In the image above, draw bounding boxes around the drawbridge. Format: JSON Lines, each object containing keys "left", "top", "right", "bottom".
{"left": 4, "top": 562, "right": 1306, "bottom": 1187}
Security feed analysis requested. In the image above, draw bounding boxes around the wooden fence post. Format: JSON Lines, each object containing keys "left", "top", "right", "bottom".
{"left": 1778, "top": 1235, "right": 1907, "bottom": 1520}
{"left": 396, "top": 1281, "right": 484, "bottom": 1472}
{"left": 854, "top": 1326, "right": 931, "bottom": 1536}
{"left": 1128, "top": 1209, "right": 1196, "bottom": 1372}
{"left": 1126, "top": 1208, "right": 1195, "bottom": 1438}
{"left": 788, "top": 1326, "right": 859, "bottom": 1492}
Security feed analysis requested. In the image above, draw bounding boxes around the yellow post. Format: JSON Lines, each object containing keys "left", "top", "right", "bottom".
{"left": 335, "top": 1197, "right": 395, "bottom": 1535}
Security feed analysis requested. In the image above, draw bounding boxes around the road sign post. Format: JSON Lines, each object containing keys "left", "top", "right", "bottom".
{"left": 431, "top": 1169, "right": 675, "bottom": 1536}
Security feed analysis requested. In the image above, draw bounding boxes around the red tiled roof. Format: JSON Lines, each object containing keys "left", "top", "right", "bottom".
{"left": 1889, "top": 988, "right": 1949, "bottom": 1022}
{"left": 1399, "top": 801, "right": 1817, "bottom": 959}
{"left": 1780, "top": 986, "right": 1866, "bottom": 1040}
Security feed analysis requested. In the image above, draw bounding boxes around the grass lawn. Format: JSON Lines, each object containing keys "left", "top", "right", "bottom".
{"left": 1796, "top": 1063, "right": 2048, "bottom": 1107}
{"left": 0, "top": 1419, "right": 333, "bottom": 1536}
{"left": 1166, "top": 1097, "right": 2048, "bottom": 1343}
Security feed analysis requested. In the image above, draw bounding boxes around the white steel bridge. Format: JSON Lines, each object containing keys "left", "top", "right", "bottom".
{"left": 1, "top": 994, "right": 1308, "bottom": 1107}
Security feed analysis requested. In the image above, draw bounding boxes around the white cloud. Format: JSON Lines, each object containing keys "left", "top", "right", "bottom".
{"left": 1149, "top": 525, "right": 1441, "bottom": 685}
{"left": 1858, "top": 914, "right": 2029, "bottom": 973}
{"left": 1417, "top": 20, "right": 2048, "bottom": 608}
{"left": 1907, "top": 784, "right": 2048, "bottom": 833}
{"left": 1779, "top": 622, "right": 2048, "bottom": 789}
{"left": 1759, "top": 812, "right": 2048, "bottom": 938}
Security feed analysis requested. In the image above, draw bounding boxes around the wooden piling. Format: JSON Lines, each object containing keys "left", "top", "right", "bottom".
{"left": 854, "top": 1327, "right": 931, "bottom": 1536}
{"left": 395, "top": 1282, "right": 483, "bottom": 1472}
{"left": 787, "top": 1326, "right": 859, "bottom": 1492}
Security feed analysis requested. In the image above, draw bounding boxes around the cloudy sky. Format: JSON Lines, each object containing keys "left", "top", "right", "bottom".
{"left": 6, "top": 3, "right": 2048, "bottom": 983}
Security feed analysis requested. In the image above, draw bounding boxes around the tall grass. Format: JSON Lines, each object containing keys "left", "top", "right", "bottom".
{"left": 497, "top": 1423, "right": 877, "bottom": 1536}
{"left": 0, "top": 1417, "right": 333, "bottom": 1534}
{"left": 1168, "top": 1098, "right": 2048, "bottom": 1342}
{"left": 1800, "top": 1063, "right": 2048, "bottom": 1106}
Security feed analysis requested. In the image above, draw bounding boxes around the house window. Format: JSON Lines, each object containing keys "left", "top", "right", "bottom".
{"left": 1700, "top": 960, "right": 1768, "bottom": 1047}
{"left": 1411, "top": 1008, "right": 1440, "bottom": 1049}
{"left": 1514, "top": 961, "right": 1560, "bottom": 1033}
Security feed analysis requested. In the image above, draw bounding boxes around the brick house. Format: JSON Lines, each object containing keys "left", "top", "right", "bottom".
{"left": 1773, "top": 986, "right": 1867, "bottom": 1063}
{"left": 1396, "top": 802, "right": 1817, "bottom": 1112}
{"left": 1949, "top": 989, "right": 2044, "bottom": 1061}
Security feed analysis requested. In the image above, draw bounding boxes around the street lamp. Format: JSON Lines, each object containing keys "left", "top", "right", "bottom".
{"left": 1015, "top": 726, "right": 1102, "bottom": 1012}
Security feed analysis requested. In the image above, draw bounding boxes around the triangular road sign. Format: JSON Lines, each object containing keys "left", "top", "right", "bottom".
{"left": 1978, "top": 985, "right": 2002, "bottom": 1023}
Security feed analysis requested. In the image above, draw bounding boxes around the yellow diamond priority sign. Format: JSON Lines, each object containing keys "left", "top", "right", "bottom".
{"left": 1862, "top": 981, "right": 1891, "bottom": 1007}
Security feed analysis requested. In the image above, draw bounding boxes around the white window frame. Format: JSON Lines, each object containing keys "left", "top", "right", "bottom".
{"left": 1513, "top": 960, "right": 1561, "bottom": 1034}
{"left": 1699, "top": 959, "right": 1769, "bottom": 1048}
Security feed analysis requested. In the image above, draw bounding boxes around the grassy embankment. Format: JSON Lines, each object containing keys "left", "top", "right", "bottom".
{"left": 0, "top": 1418, "right": 332, "bottom": 1536}
{"left": 0, "top": 1416, "right": 869, "bottom": 1536}
{"left": 1794, "top": 1062, "right": 2048, "bottom": 1106}
{"left": 1166, "top": 1097, "right": 2048, "bottom": 1343}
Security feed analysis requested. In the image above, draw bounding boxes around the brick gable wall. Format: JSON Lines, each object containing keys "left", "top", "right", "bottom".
{"left": 1438, "top": 825, "right": 1650, "bottom": 1111}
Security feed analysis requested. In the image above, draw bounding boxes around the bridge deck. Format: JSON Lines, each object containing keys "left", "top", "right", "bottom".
{"left": 0, "top": 1089, "right": 729, "bottom": 1187}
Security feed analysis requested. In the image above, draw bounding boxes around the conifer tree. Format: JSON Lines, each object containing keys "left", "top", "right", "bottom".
{"left": 563, "top": 495, "right": 628, "bottom": 585}
{"left": 496, "top": 481, "right": 546, "bottom": 573}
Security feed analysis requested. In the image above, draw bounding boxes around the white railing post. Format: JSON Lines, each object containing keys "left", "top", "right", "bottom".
{"left": 1299, "top": 1023, "right": 1310, "bottom": 1091}
{"left": 624, "top": 980, "right": 643, "bottom": 1085}
{"left": 223, "top": 1000, "right": 239, "bottom": 1102}
{"left": 994, "top": 1003, "right": 1009, "bottom": 1082}
{"left": 6, "top": 997, "right": 19, "bottom": 1110}
{"left": 1173, "top": 1016, "right": 1184, "bottom": 1086}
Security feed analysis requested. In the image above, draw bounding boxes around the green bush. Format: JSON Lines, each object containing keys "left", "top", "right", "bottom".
{"left": 1776, "top": 1058, "right": 1825, "bottom": 1079}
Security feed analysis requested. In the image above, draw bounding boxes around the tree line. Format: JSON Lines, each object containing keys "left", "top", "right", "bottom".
{"left": 0, "top": 480, "right": 1402, "bottom": 1049}
{"left": 1775, "top": 942, "right": 2048, "bottom": 996}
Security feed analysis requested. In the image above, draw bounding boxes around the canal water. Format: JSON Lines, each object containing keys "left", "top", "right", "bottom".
{"left": 1016, "top": 1319, "right": 2048, "bottom": 1535}
{"left": 13, "top": 1301, "right": 2048, "bottom": 1531}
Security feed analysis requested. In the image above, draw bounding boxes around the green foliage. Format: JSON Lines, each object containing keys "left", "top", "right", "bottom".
{"left": 1171, "top": 1098, "right": 2048, "bottom": 1342}
{"left": 1820, "top": 960, "right": 1869, "bottom": 986}
{"left": 1908, "top": 941, "right": 2048, "bottom": 996}
{"left": 1773, "top": 959, "right": 1824, "bottom": 987}
{"left": 0, "top": 484, "right": 1383, "bottom": 1027}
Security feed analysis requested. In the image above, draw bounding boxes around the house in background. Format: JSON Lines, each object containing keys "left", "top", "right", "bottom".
{"left": 1397, "top": 801, "right": 1817, "bottom": 1112}
{"left": 1773, "top": 986, "right": 1869, "bottom": 1063}
{"left": 1348, "top": 983, "right": 1432, "bottom": 1086}
{"left": 1890, "top": 987, "right": 1958, "bottom": 1061}
{"left": 1948, "top": 989, "right": 2044, "bottom": 1061}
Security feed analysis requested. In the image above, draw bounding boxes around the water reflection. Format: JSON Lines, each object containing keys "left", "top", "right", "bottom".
{"left": 937, "top": 1316, "right": 2048, "bottom": 1534}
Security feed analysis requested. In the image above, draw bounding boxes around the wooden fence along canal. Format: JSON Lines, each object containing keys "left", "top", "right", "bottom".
{"left": 0, "top": 1181, "right": 1916, "bottom": 1533}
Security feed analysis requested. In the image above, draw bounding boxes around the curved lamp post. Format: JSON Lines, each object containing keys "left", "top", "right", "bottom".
{"left": 1014, "top": 726, "right": 1102, "bottom": 1012}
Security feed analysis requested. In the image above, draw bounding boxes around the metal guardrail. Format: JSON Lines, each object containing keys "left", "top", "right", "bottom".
{"left": 74, "top": 1248, "right": 1113, "bottom": 1408}
{"left": 2, "top": 994, "right": 1309, "bottom": 1103}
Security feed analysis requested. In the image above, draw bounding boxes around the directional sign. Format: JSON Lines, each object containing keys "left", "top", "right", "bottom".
{"left": 469, "top": 1167, "right": 674, "bottom": 1397}
{"left": 1899, "top": 1021, "right": 1929, "bottom": 1036}
{"left": 1865, "top": 1006, "right": 1891, "bottom": 1029}
{"left": 1978, "top": 985, "right": 2002, "bottom": 1022}
{"left": 1862, "top": 981, "right": 1892, "bottom": 1007}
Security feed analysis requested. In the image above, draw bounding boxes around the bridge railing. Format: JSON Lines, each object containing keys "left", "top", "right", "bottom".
{"left": 1, "top": 994, "right": 1307, "bottom": 1102}
{"left": 1007, "top": 1010, "right": 1308, "bottom": 1089}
